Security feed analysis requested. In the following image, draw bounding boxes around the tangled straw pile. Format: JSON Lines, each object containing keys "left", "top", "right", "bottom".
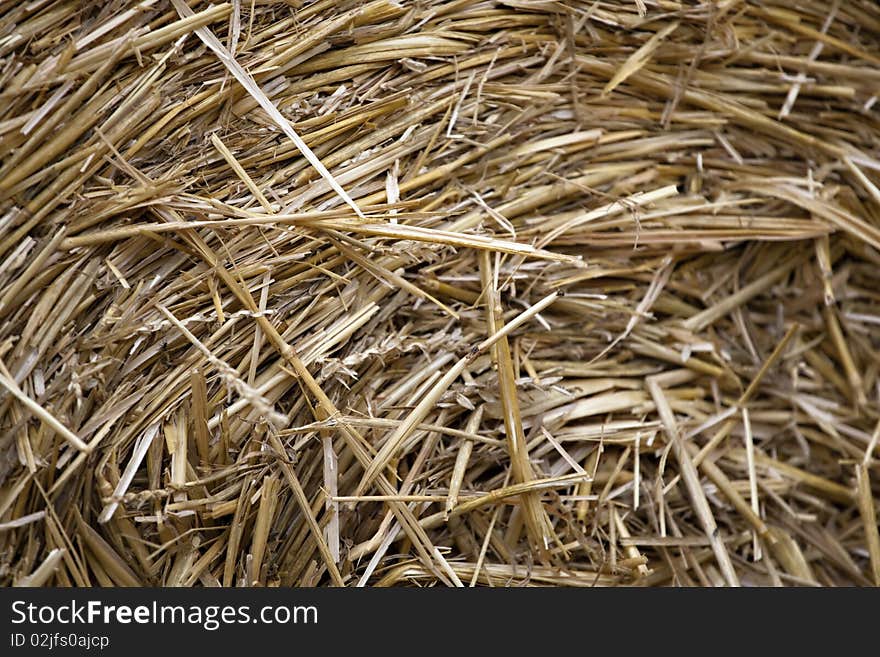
{"left": 1, "top": 0, "right": 879, "bottom": 588}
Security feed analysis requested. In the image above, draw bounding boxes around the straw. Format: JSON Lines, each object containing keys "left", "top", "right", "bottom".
{"left": 1, "top": 0, "right": 879, "bottom": 587}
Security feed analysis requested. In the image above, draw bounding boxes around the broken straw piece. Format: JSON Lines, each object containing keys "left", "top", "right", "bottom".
{"left": 0, "top": 371, "right": 90, "bottom": 453}
{"left": 169, "top": 0, "right": 365, "bottom": 219}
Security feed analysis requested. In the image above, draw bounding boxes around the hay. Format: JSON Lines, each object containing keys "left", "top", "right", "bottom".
{"left": 1, "top": 0, "right": 879, "bottom": 587}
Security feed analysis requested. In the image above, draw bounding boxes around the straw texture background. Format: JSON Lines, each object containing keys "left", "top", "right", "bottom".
{"left": 1, "top": 0, "right": 879, "bottom": 586}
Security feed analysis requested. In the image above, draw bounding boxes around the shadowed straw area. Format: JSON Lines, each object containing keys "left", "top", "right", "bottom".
{"left": 1, "top": 0, "right": 879, "bottom": 587}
